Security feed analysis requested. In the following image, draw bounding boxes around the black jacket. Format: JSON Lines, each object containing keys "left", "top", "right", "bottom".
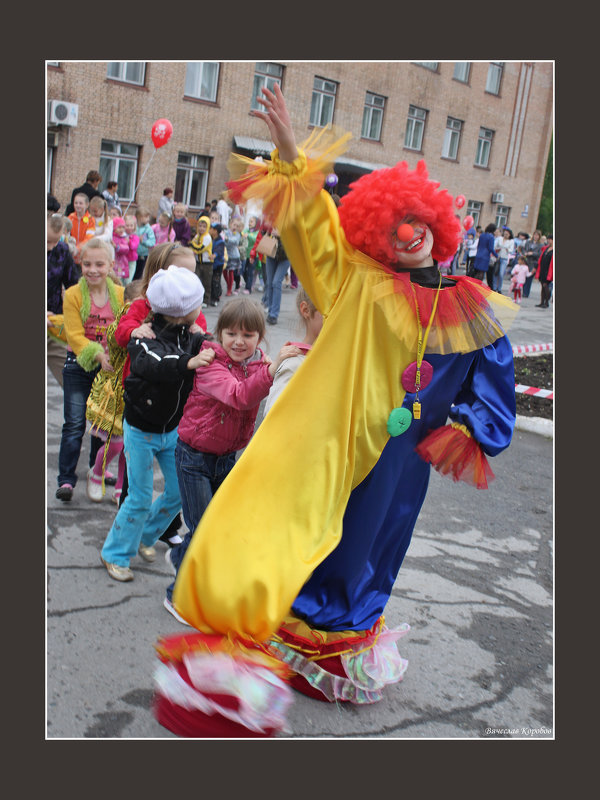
{"left": 65, "top": 181, "right": 103, "bottom": 216}
{"left": 124, "top": 315, "right": 208, "bottom": 433}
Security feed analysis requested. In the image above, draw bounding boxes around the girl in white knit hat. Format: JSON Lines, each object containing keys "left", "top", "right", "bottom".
{"left": 100, "top": 266, "right": 215, "bottom": 582}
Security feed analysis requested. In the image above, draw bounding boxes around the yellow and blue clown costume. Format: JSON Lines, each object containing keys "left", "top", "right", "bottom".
{"left": 152, "top": 130, "right": 518, "bottom": 736}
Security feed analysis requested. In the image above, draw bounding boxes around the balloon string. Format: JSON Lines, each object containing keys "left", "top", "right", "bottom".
{"left": 123, "top": 149, "right": 157, "bottom": 217}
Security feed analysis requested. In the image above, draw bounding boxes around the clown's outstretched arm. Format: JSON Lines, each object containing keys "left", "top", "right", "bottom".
{"left": 229, "top": 85, "right": 353, "bottom": 314}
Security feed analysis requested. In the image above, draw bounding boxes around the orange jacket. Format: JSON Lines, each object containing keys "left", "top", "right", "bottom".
{"left": 68, "top": 211, "right": 96, "bottom": 246}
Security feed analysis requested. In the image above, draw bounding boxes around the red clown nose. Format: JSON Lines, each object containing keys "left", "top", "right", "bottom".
{"left": 396, "top": 223, "right": 415, "bottom": 242}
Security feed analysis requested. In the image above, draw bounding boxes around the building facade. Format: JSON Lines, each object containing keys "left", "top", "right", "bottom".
{"left": 47, "top": 60, "right": 553, "bottom": 233}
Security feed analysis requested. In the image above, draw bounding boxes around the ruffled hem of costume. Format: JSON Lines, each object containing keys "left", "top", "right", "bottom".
{"left": 415, "top": 422, "right": 495, "bottom": 489}
{"left": 226, "top": 126, "right": 352, "bottom": 231}
{"left": 153, "top": 631, "right": 293, "bottom": 737}
{"left": 268, "top": 616, "right": 410, "bottom": 704}
{"left": 366, "top": 262, "right": 519, "bottom": 355}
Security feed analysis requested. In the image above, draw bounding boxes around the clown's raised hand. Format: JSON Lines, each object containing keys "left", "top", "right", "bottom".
{"left": 252, "top": 83, "right": 299, "bottom": 163}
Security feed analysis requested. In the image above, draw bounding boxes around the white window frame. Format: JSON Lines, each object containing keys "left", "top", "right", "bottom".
{"left": 453, "top": 62, "right": 470, "bottom": 83}
{"left": 310, "top": 77, "right": 337, "bottom": 127}
{"left": 442, "top": 116, "right": 462, "bottom": 160}
{"left": 175, "top": 153, "right": 210, "bottom": 210}
{"left": 466, "top": 200, "right": 482, "bottom": 226}
{"left": 250, "top": 62, "right": 283, "bottom": 111}
{"left": 495, "top": 205, "right": 510, "bottom": 229}
{"left": 184, "top": 62, "right": 220, "bottom": 103}
{"left": 106, "top": 62, "right": 146, "bottom": 86}
{"left": 47, "top": 146, "right": 53, "bottom": 193}
{"left": 404, "top": 105, "right": 427, "bottom": 151}
{"left": 475, "top": 127, "right": 494, "bottom": 167}
{"left": 486, "top": 62, "right": 504, "bottom": 95}
{"left": 99, "top": 140, "right": 139, "bottom": 202}
{"left": 361, "top": 92, "right": 386, "bottom": 141}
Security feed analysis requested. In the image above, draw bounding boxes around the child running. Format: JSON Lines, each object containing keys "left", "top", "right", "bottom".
{"left": 56, "top": 238, "right": 124, "bottom": 501}
{"left": 163, "top": 296, "right": 301, "bottom": 622}
{"left": 100, "top": 266, "right": 213, "bottom": 582}
{"left": 85, "top": 280, "right": 144, "bottom": 504}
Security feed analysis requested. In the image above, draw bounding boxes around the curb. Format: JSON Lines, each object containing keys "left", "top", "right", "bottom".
{"left": 515, "top": 414, "right": 553, "bottom": 439}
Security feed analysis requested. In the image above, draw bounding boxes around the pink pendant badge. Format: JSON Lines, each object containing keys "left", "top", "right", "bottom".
{"left": 401, "top": 360, "right": 433, "bottom": 392}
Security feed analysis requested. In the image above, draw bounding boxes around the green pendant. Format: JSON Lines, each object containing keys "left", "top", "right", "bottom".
{"left": 387, "top": 407, "right": 412, "bottom": 437}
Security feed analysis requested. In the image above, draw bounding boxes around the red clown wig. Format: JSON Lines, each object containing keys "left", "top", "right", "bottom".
{"left": 337, "top": 160, "right": 462, "bottom": 266}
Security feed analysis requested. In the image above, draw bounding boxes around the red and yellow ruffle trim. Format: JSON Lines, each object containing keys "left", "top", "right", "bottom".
{"left": 415, "top": 422, "right": 495, "bottom": 489}
{"left": 226, "top": 126, "right": 352, "bottom": 231}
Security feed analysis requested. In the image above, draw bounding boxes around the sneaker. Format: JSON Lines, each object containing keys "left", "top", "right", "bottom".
{"left": 101, "top": 556, "right": 134, "bottom": 582}
{"left": 163, "top": 597, "right": 191, "bottom": 626}
{"left": 87, "top": 469, "right": 104, "bottom": 502}
{"left": 159, "top": 531, "right": 183, "bottom": 548}
{"left": 266, "top": 316, "right": 277, "bottom": 325}
{"left": 164, "top": 548, "right": 176, "bottom": 575}
{"left": 138, "top": 544, "right": 157, "bottom": 562}
{"left": 56, "top": 484, "right": 73, "bottom": 501}
{"left": 104, "top": 471, "right": 117, "bottom": 487}
{"left": 111, "top": 489, "right": 122, "bottom": 506}
{"left": 242, "top": 289, "right": 250, "bottom": 295}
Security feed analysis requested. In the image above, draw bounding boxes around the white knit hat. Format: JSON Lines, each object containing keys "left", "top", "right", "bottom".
{"left": 146, "top": 265, "right": 205, "bottom": 317}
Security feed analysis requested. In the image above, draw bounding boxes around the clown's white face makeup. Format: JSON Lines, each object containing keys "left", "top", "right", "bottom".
{"left": 391, "top": 216, "right": 434, "bottom": 269}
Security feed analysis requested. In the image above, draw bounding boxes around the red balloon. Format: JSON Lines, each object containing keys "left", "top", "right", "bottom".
{"left": 151, "top": 119, "right": 173, "bottom": 149}
{"left": 455, "top": 194, "right": 466, "bottom": 209}
{"left": 463, "top": 215, "right": 474, "bottom": 231}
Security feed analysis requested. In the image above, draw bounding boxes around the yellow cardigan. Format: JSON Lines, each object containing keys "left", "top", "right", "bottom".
{"left": 62, "top": 278, "right": 124, "bottom": 371}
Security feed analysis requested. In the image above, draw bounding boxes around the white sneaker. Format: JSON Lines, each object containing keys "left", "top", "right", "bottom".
{"left": 87, "top": 469, "right": 104, "bottom": 502}
{"left": 163, "top": 597, "right": 191, "bottom": 626}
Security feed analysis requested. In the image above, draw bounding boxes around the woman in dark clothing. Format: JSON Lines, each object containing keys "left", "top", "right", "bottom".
{"left": 472, "top": 223, "right": 498, "bottom": 286}
{"left": 535, "top": 235, "right": 554, "bottom": 308}
{"left": 522, "top": 230, "right": 543, "bottom": 298}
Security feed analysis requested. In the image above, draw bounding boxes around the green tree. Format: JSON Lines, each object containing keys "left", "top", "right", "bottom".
{"left": 536, "top": 136, "right": 553, "bottom": 235}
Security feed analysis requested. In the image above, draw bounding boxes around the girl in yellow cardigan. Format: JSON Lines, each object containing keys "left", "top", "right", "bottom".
{"left": 55, "top": 238, "right": 124, "bottom": 502}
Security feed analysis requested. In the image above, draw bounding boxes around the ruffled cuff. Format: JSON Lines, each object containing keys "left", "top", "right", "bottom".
{"left": 415, "top": 422, "right": 495, "bottom": 489}
{"left": 226, "top": 127, "right": 352, "bottom": 231}
{"left": 77, "top": 341, "right": 104, "bottom": 372}
{"left": 153, "top": 631, "right": 293, "bottom": 738}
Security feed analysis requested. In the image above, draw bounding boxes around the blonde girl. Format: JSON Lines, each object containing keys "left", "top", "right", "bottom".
{"left": 56, "top": 238, "right": 124, "bottom": 501}
{"left": 152, "top": 212, "right": 176, "bottom": 246}
{"left": 88, "top": 196, "right": 114, "bottom": 246}
{"left": 124, "top": 214, "right": 140, "bottom": 285}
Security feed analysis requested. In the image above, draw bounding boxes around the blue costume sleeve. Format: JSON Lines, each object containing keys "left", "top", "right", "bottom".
{"left": 448, "top": 334, "right": 516, "bottom": 457}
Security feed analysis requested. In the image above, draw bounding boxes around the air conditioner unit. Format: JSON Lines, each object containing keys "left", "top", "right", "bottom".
{"left": 48, "top": 100, "right": 79, "bottom": 127}
{"left": 491, "top": 192, "right": 505, "bottom": 204}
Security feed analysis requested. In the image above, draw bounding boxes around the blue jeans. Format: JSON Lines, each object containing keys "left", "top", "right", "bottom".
{"left": 101, "top": 420, "right": 181, "bottom": 567}
{"left": 494, "top": 257, "right": 509, "bottom": 292}
{"left": 166, "top": 438, "right": 236, "bottom": 601}
{"left": 264, "top": 257, "right": 290, "bottom": 320}
{"left": 57, "top": 352, "right": 102, "bottom": 487}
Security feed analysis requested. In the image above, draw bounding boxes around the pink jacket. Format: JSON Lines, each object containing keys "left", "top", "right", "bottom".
{"left": 112, "top": 233, "right": 130, "bottom": 279}
{"left": 511, "top": 262, "right": 530, "bottom": 285}
{"left": 127, "top": 233, "right": 140, "bottom": 263}
{"left": 152, "top": 223, "right": 176, "bottom": 245}
{"left": 177, "top": 341, "right": 273, "bottom": 455}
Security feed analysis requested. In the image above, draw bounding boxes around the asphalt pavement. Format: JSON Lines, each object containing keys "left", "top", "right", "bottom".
{"left": 46, "top": 271, "right": 554, "bottom": 739}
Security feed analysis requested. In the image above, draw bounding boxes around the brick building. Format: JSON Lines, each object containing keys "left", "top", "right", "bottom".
{"left": 47, "top": 60, "right": 553, "bottom": 233}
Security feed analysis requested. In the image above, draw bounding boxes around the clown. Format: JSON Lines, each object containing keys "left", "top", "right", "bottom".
{"left": 153, "top": 85, "right": 518, "bottom": 736}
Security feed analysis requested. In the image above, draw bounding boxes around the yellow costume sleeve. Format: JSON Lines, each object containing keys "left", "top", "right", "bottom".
{"left": 174, "top": 134, "right": 415, "bottom": 642}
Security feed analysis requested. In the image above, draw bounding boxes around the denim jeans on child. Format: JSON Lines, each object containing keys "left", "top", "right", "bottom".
{"left": 263, "top": 256, "right": 290, "bottom": 320}
{"left": 493, "top": 257, "right": 509, "bottom": 292}
{"left": 57, "top": 351, "right": 102, "bottom": 487}
{"left": 166, "top": 437, "right": 236, "bottom": 602}
{"left": 101, "top": 420, "right": 181, "bottom": 567}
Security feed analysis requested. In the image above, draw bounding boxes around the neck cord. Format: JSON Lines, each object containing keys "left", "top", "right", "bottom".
{"left": 410, "top": 271, "right": 442, "bottom": 419}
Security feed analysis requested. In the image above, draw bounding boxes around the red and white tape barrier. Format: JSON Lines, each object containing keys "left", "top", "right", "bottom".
{"left": 512, "top": 343, "right": 553, "bottom": 356}
{"left": 515, "top": 384, "right": 553, "bottom": 400}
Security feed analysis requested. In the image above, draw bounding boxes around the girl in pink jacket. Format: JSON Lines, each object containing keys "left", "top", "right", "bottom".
{"left": 111, "top": 217, "right": 130, "bottom": 282}
{"left": 163, "top": 296, "right": 300, "bottom": 623}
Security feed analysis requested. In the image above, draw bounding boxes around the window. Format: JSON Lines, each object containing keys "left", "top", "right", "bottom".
{"left": 361, "top": 92, "right": 386, "bottom": 141}
{"left": 495, "top": 205, "right": 510, "bottom": 229}
{"left": 486, "top": 62, "right": 504, "bottom": 95}
{"left": 453, "top": 62, "right": 470, "bottom": 83}
{"left": 466, "top": 200, "right": 482, "bottom": 227}
{"left": 441, "top": 117, "right": 462, "bottom": 160}
{"left": 106, "top": 62, "right": 145, "bottom": 86}
{"left": 404, "top": 105, "right": 427, "bottom": 151}
{"left": 310, "top": 77, "right": 337, "bottom": 127}
{"left": 414, "top": 62, "right": 438, "bottom": 71}
{"left": 99, "top": 140, "right": 139, "bottom": 201}
{"left": 175, "top": 153, "right": 210, "bottom": 209}
{"left": 250, "top": 63, "right": 283, "bottom": 111}
{"left": 184, "top": 62, "right": 220, "bottom": 102}
{"left": 475, "top": 127, "right": 494, "bottom": 167}
{"left": 47, "top": 61, "right": 60, "bottom": 68}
